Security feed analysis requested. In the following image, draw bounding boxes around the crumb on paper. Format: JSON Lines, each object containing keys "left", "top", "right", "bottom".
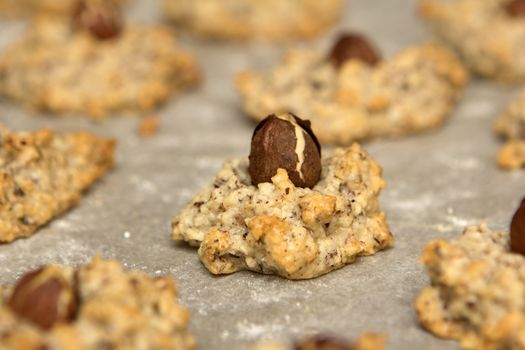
{"left": 433, "top": 224, "right": 449, "bottom": 233}
{"left": 138, "top": 116, "right": 160, "bottom": 138}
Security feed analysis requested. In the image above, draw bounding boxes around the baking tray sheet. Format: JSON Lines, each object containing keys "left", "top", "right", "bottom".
{"left": 0, "top": 1, "right": 522, "bottom": 349}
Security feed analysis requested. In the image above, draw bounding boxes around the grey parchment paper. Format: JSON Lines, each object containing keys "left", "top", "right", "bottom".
{"left": 0, "top": 1, "right": 522, "bottom": 349}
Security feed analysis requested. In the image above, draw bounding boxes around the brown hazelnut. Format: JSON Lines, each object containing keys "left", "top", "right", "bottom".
{"left": 505, "top": 0, "right": 525, "bottom": 17}
{"left": 73, "top": 0, "right": 123, "bottom": 40}
{"left": 248, "top": 113, "right": 321, "bottom": 188}
{"left": 294, "top": 335, "right": 353, "bottom": 350}
{"left": 328, "top": 32, "right": 381, "bottom": 68}
{"left": 511, "top": 198, "right": 525, "bottom": 255}
{"left": 8, "top": 266, "right": 77, "bottom": 330}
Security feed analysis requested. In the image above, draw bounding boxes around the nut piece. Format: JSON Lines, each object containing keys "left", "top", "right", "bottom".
{"left": 73, "top": 0, "right": 123, "bottom": 40}
{"left": 248, "top": 113, "right": 321, "bottom": 188}
{"left": 328, "top": 32, "right": 381, "bottom": 68}
{"left": 511, "top": 198, "right": 525, "bottom": 255}
{"left": 505, "top": 0, "right": 525, "bottom": 17}
{"left": 294, "top": 335, "right": 353, "bottom": 350}
{"left": 8, "top": 267, "right": 77, "bottom": 330}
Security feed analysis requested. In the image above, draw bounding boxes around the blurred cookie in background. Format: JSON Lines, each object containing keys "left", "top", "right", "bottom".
{"left": 237, "top": 32, "right": 468, "bottom": 145}
{"left": 420, "top": 0, "right": 525, "bottom": 83}
{"left": 162, "top": 0, "right": 344, "bottom": 42}
{"left": 0, "top": 0, "right": 200, "bottom": 119}
{"left": 0, "top": 0, "right": 126, "bottom": 18}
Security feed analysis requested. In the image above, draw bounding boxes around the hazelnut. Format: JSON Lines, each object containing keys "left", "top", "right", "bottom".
{"left": 248, "top": 113, "right": 321, "bottom": 188}
{"left": 511, "top": 198, "right": 525, "bottom": 255}
{"left": 328, "top": 32, "right": 381, "bottom": 68}
{"left": 8, "top": 266, "right": 77, "bottom": 330}
{"left": 73, "top": 0, "right": 123, "bottom": 40}
{"left": 505, "top": 0, "right": 525, "bottom": 17}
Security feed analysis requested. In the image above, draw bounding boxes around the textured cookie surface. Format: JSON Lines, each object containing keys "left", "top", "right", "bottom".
{"left": 0, "top": 0, "right": 125, "bottom": 17}
{"left": 420, "top": 0, "right": 525, "bottom": 82}
{"left": 0, "top": 124, "right": 114, "bottom": 242}
{"left": 163, "top": 0, "right": 343, "bottom": 41}
{"left": 0, "top": 258, "right": 196, "bottom": 350}
{"left": 0, "top": 18, "right": 200, "bottom": 118}
{"left": 237, "top": 44, "right": 467, "bottom": 145}
{"left": 494, "top": 90, "right": 525, "bottom": 170}
{"left": 172, "top": 143, "right": 393, "bottom": 280}
{"left": 416, "top": 224, "right": 525, "bottom": 349}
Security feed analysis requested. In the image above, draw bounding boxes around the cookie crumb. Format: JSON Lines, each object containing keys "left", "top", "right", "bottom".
{"left": 497, "top": 140, "right": 525, "bottom": 170}
{"left": 138, "top": 116, "right": 160, "bottom": 138}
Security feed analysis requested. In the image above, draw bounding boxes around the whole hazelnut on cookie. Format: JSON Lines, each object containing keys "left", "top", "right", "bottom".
{"left": 505, "top": 0, "right": 525, "bottom": 17}
{"left": 328, "top": 32, "right": 381, "bottom": 68}
{"left": 249, "top": 113, "right": 321, "bottom": 188}
{"left": 73, "top": 0, "right": 123, "bottom": 40}
{"left": 8, "top": 266, "right": 77, "bottom": 330}
{"left": 511, "top": 198, "right": 525, "bottom": 255}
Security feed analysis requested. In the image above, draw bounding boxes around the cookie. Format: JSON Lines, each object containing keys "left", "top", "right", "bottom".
{"left": 0, "top": 257, "right": 196, "bottom": 350}
{"left": 0, "top": 11, "right": 200, "bottom": 118}
{"left": 0, "top": 124, "right": 115, "bottom": 242}
{"left": 236, "top": 37, "right": 467, "bottom": 145}
{"left": 162, "top": 0, "right": 344, "bottom": 42}
{"left": 495, "top": 90, "right": 525, "bottom": 170}
{"left": 250, "top": 333, "right": 386, "bottom": 350}
{"left": 0, "top": 0, "right": 126, "bottom": 18}
{"left": 416, "top": 224, "right": 525, "bottom": 349}
{"left": 172, "top": 113, "right": 393, "bottom": 280}
{"left": 420, "top": 0, "right": 525, "bottom": 82}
